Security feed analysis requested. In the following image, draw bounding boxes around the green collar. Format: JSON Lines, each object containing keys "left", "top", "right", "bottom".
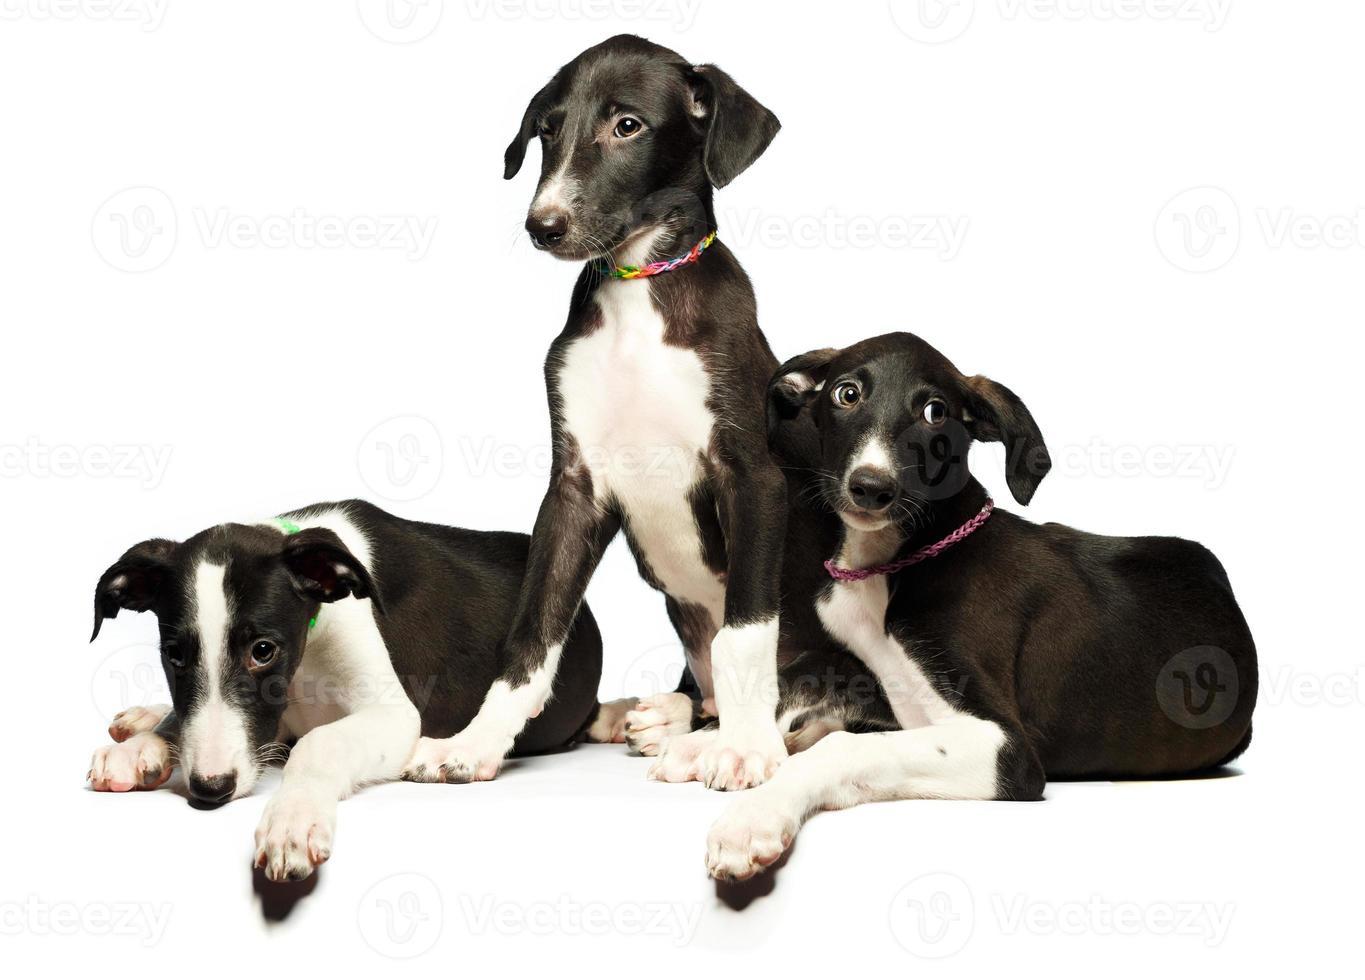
{"left": 273, "top": 516, "right": 318, "bottom": 629}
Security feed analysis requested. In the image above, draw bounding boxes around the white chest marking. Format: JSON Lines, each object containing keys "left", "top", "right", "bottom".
{"left": 557, "top": 278, "right": 723, "bottom": 607}
{"left": 817, "top": 529, "right": 966, "bottom": 730}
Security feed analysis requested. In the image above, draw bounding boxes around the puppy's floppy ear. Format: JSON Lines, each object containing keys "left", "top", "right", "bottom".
{"left": 504, "top": 78, "right": 555, "bottom": 180}
{"left": 962, "top": 375, "right": 1052, "bottom": 505}
{"left": 281, "top": 528, "right": 385, "bottom": 614}
{"left": 767, "top": 348, "right": 839, "bottom": 434}
{"left": 686, "top": 64, "right": 781, "bottom": 189}
{"left": 92, "top": 539, "right": 178, "bottom": 642}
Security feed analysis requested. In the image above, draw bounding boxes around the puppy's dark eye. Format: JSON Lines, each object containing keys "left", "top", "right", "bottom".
{"left": 248, "top": 640, "right": 278, "bottom": 670}
{"left": 163, "top": 644, "right": 185, "bottom": 670}
{"left": 833, "top": 382, "right": 861, "bottom": 408}
{"left": 923, "top": 400, "right": 948, "bottom": 425}
{"left": 538, "top": 121, "right": 556, "bottom": 139}
{"left": 613, "top": 117, "right": 643, "bottom": 139}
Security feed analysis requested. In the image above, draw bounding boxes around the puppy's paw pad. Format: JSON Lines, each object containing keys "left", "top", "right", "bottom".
{"left": 89, "top": 733, "right": 172, "bottom": 792}
{"left": 705, "top": 797, "right": 796, "bottom": 881}
{"left": 108, "top": 704, "right": 172, "bottom": 742}
{"left": 254, "top": 790, "right": 335, "bottom": 882}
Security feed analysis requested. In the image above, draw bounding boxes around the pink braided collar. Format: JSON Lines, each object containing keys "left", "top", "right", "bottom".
{"left": 823, "top": 498, "right": 995, "bottom": 582}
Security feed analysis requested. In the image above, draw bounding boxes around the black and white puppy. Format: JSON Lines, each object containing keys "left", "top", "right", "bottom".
{"left": 409, "top": 35, "right": 790, "bottom": 790}
{"left": 700, "top": 333, "right": 1258, "bottom": 879}
{"left": 88, "top": 500, "right": 602, "bottom": 880}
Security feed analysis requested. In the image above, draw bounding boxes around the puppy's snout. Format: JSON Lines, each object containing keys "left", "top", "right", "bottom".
{"left": 188, "top": 771, "right": 237, "bottom": 806}
{"left": 526, "top": 210, "right": 569, "bottom": 249}
{"left": 848, "top": 467, "right": 900, "bottom": 512}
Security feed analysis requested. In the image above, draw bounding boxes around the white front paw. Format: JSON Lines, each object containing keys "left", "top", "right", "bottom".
{"left": 108, "top": 704, "right": 172, "bottom": 742}
{"left": 625, "top": 692, "right": 694, "bottom": 756}
{"left": 698, "top": 726, "right": 788, "bottom": 791}
{"left": 89, "top": 732, "right": 173, "bottom": 792}
{"left": 706, "top": 793, "right": 799, "bottom": 881}
{"left": 647, "top": 728, "right": 716, "bottom": 783}
{"left": 401, "top": 730, "right": 513, "bottom": 783}
{"left": 254, "top": 786, "right": 336, "bottom": 882}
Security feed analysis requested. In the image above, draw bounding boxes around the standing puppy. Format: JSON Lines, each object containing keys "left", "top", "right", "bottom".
{"left": 88, "top": 500, "right": 603, "bottom": 880}
{"left": 407, "top": 36, "right": 788, "bottom": 789}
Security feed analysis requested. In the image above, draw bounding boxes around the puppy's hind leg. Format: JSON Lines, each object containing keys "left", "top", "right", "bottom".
{"left": 584, "top": 699, "right": 636, "bottom": 744}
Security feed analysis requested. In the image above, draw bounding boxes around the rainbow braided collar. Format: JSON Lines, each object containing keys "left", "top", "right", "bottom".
{"left": 594, "top": 231, "right": 717, "bottom": 280}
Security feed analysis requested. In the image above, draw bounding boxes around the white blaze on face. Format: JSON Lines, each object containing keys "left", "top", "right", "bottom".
{"left": 846, "top": 433, "right": 895, "bottom": 485}
{"left": 180, "top": 561, "right": 250, "bottom": 789}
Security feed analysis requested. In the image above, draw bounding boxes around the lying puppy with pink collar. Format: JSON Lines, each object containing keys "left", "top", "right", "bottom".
{"left": 88, "top": 500, "right": 606, "bottom": 880}
{"left": 698, "top": 333, "right": 1258, "bottom": 880}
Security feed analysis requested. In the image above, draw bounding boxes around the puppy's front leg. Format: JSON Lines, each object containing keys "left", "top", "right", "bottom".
{"left": 254, "top": 702, "right": 419, "bottom": 882}
{"left": 404, "top": 466, "right": 619, "bottom": 783}
{"left": 697, "top": 452, "right": 789, "bottom": 790}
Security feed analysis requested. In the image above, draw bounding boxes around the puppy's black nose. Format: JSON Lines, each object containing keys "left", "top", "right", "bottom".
{"left": 848, "top": 467, "right": 900, "bottom": 512}
{"left": 526, "top": 211, "right": 569, "bottom": 249}
{"left": 188, "top": 772, "right": 236, "bottom": 805}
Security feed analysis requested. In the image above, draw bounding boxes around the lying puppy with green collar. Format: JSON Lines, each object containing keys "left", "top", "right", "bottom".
{"left": 88, "top": 499, "right": 607, "bottom": 881}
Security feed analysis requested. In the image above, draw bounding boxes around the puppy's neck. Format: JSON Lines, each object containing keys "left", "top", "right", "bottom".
{"left": 902, "top": 480, "right": 992, "bottom": 552}
{"left": 835, "top": 519, "right": 905, "bottom": 569}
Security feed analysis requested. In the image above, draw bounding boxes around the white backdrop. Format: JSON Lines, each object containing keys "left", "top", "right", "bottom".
{"left": 2, "top": 1, "right": 1359, "bottom": 973}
